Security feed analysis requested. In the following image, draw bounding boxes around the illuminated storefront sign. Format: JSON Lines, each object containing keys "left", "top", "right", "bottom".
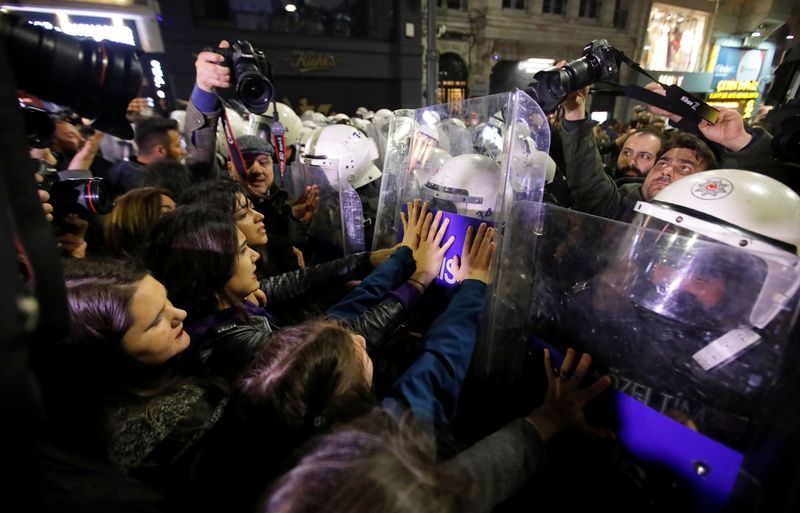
{"left": 709, "top": 47, "right": 765, "bottom": 91}
{"left": 4, "top": 8, "right": 140, "bottom": 46}
{"left": 707, "top": 80, "right": 760, "bottom": 119}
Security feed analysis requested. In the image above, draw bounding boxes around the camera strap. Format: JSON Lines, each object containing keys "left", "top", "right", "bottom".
{"left": 221, "top": 108, "right": 249, "bottom": 179}
{"left": 616, "top": 51, "right": 720, "bottom": 125}
{"left": 270, "top": 98, "right": 287, "bottom": 177}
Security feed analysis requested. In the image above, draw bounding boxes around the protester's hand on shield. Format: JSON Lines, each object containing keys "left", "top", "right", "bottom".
{"left": 399, "top": 199, "right": 429, "bottom": 251}
{"left": 291, "top": 185, "right": 319, "bottom": 224}
{"left": 408, "top": 210, "right": 455, "bottom": 291}
{"left": 452, "top": 223, "right": 495, "bottom": 284}
{"left": 524, "top": 347, "right": 614, "bottom": 442}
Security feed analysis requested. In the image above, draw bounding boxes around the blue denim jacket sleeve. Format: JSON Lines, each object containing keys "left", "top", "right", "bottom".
{"left": 382, "top": 279, "right": 487, "bottom": 431}
{"left": 326, "top": 246, "right": 416, "bottom": 321}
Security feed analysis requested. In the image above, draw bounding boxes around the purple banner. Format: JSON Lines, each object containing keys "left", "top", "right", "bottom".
{"left": 397, "top": 208, "right": 495, "bottom": 288}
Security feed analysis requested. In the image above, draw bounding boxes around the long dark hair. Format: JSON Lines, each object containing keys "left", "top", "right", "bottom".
{"left": 34, "top": 259, "right": 184, "bottom": 457}
{"left": 179, "top": 178, "right": 247, "bottom": 215}
{"left": 261, "top": 409, "right": 474, "bottom": 513}
{"left": 237, "top": 320, "right": 375, "bottom": 446}
{"left": 141, "top": 205, "right": 241, "bottom": 319}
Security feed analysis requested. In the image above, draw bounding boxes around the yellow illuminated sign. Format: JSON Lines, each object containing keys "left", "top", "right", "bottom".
{"left": 706, "top": 80, "right": 760, "bottom": 119}
{"left": 714, "top": 80, "right": 759, "bottom": 92}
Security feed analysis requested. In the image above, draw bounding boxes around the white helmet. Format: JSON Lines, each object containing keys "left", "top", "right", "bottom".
{"left": 471, "top": 113, "right": 505, "bottom": 160}
{"left": 612, "top": 169, "right": 800, "bottom": 340}
{"left": 169, "top": 109, "right": 186, "bottom": 135}
{"left": 311, "top": 112, "right": 328, "bottom": 126}
{"left": 355, "top": 106, "right": 369, "bottom": 118}
{"left": 216, "top": 107, "right": 248, "bottom": 156}
{"left": 330, "top": 113, "right": 350, "bottom": 124}
{"left": 436, "top": 117, "right": 471, "bottom": 156}
{"left": 414, "top": 147, "right": 452, "bottom": 188}
{"left": 247, "top": 102, "right": 303, "bottom": 147}
{"left": 645, "top": 169, "right": 800, "bottom": 257}
{"left": 302, "top": 124, "right": 381, "bottom": 190}
{"left": 349, "top": 117, "right": 372, "bottom": 135}
{"left": 422, "top": 154, "right": 501, "bottom": 220}
{"left": 301, "top": 110, "right": 316, "bottom": 122}
{"left": 372, "top": 109, "right": 394, "bottom": 133}
{"left": 298, "top": 125, "right": 319, "bottom": 148}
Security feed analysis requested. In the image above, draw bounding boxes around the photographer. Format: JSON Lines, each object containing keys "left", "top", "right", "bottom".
{"left": 557, "top": 83, "right": 720, "bottom": 222}
{"left": 184, "top": 40, "right": 232, "bottom": 181}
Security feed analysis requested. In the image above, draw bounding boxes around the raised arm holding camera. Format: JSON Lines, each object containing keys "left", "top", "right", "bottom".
{"left": 641, "top": 83, "right": 800, "bottom": 194}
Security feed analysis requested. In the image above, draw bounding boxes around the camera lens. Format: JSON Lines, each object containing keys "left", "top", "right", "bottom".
{"left": 237, "top": 73, "right": 273, "bottom": 115}
{"left": 1, "top": 12, "right": 143, "bottom": 139}
{"left": 49, "top": 178, "right": 112, "bottom": 218}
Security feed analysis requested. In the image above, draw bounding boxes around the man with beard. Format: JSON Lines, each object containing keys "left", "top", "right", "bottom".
{"left": 231, "top": 134, "right": 319, "bottom": 249}
{"left": 106, "top": 116, "right": 187, "bottom": 198}
{"left": 611, "top": 127, "right": 664, "bottom": 180}
{"left": 556, "top": 87, "right": 775, "bottom": 222}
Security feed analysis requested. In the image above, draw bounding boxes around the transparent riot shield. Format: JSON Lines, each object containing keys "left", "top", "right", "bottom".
{"left": 288, "top": 156, "right": 365, "bottom": 263}
{"left": 373, "top": 90, "right": 552, "bottom": 434}
{"left": 525, "top": 203, "right": 800, "bottom": 512}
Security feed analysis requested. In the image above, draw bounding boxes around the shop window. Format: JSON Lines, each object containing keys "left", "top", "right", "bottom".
{"left": 438, "top": 53, "right": 469, "bottom": 104}
{"left": 542, "top": 0, "right": 566, "bottom": 15}
{"left": 642, "top": 3, "right": 708, "bottom": 72}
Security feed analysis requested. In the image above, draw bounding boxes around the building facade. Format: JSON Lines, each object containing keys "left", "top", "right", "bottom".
{"left": 433, "top": 0, "right": 798, "bottom": 121}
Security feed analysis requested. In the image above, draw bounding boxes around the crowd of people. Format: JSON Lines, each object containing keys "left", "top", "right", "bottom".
{"left": 20, "top": 36, "right": 800, "bottom": 513}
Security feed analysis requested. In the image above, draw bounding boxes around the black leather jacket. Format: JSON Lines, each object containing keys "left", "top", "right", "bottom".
{"left": 198, "top": 251, "right": 410, "bottom": 378}
{"left": 201, "top": 296, "right": 406, "bottom": 378}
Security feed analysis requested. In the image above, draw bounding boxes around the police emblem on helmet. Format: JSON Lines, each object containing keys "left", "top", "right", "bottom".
{"left": 691, "top": 178, "right": 734, "bottom": 200}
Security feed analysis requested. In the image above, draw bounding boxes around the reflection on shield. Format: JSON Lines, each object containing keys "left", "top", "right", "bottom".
{"left": 289, "top": 156, "right": 365, "bottom": 263}
{"left": 373, "top": 89, "right": 553, "bottom": 444}
{"left": 525, "top": 203, "right": 800, "bottom": 511}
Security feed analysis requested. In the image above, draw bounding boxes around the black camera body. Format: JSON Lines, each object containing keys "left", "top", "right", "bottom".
{"left": 526, "top": 39, "right": 621, "bottom": 113}
{"left": 217, "top": 40, "right": 274, "bottom": 115}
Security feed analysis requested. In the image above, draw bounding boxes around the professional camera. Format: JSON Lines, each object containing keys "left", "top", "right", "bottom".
{"left": 525, "top": 39, "right": 621, "bottom": 113}
{"left": 37, "top": 164, "right": 112, "bottom": 220}
{"left": 0, "top": 11, "right": 143, "bottom": 139}
{"left": 217, "top": 40, "right": 274, "bottom": 115}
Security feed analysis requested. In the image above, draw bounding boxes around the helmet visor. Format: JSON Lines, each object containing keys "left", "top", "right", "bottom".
{"left": 603, "top": 213, "right": 798, "bottom": 331}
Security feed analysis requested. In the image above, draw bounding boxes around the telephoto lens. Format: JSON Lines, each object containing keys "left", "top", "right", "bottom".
{"left": 0, "top": 12, "right": 143, "bottom": 139}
